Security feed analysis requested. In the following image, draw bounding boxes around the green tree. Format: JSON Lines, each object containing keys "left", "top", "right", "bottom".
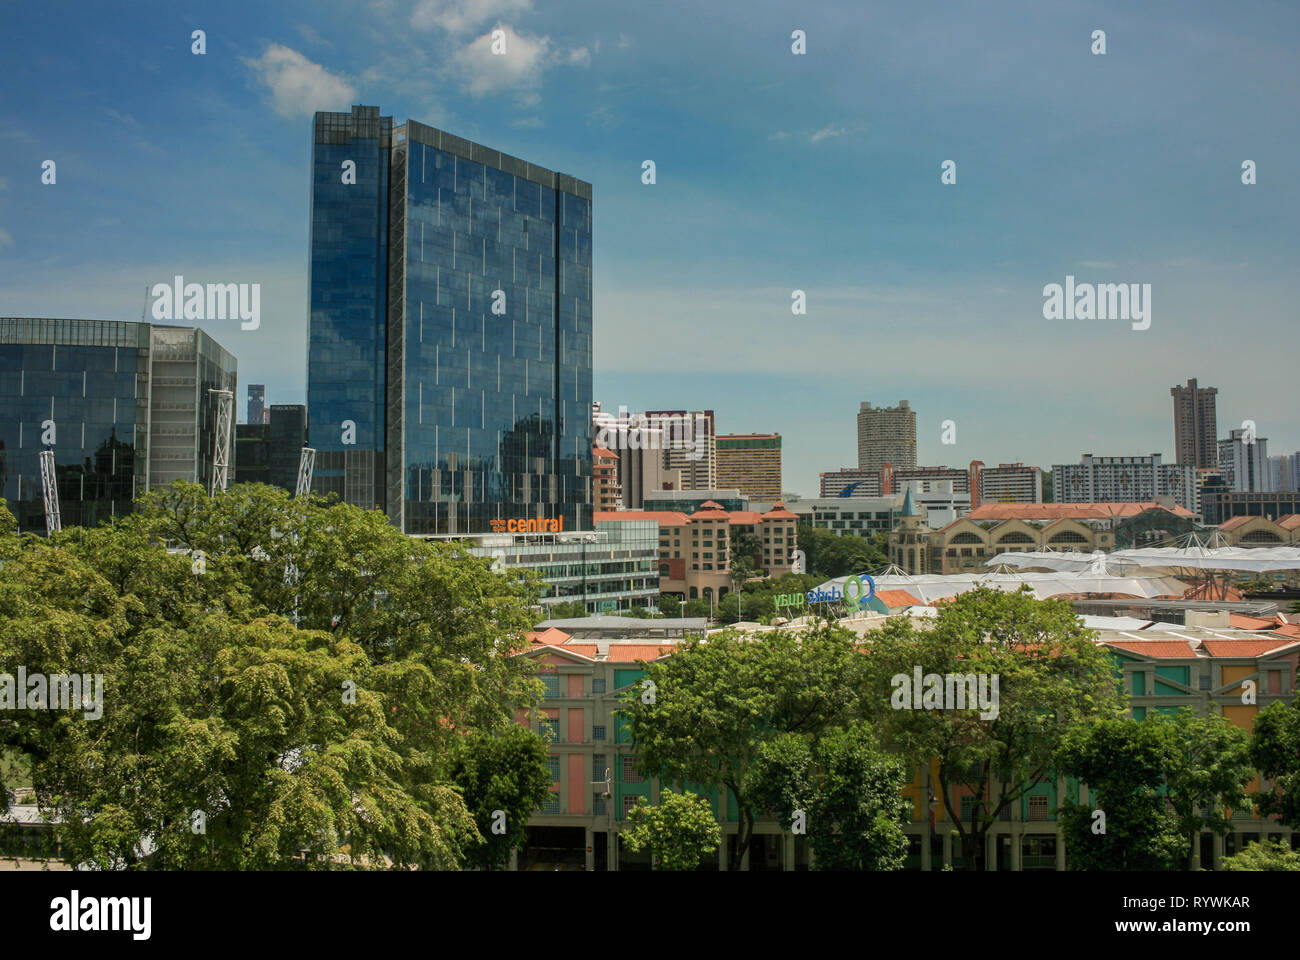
{"left": 682, "top": 598, "right": 710, "bottom": 619}
{"left": 1056, "top": 717, "right": 1185, "bottom": 870}
{"left": 861, "top": 587, "right": 1123, "bottom": 871}
{"left": 796, "top": 525, "right": 886, "bottom": 579}
{"left": 446, "top": 725, "right": 553, "bottom": 870}
{"left": 621, "top": 625, "right": 870, "bottom": 869}
{"left": 1252, "top": 697, "right": 1300, "bottom": 830}
{"left": 1221, "top": 838, "right": 1300, "bottom": 871}
{"left": 1159, "top": 708, "right": 1254, "bottom": 869}
{"left": 656, "top": 594, "right": 682, "bottom": 618}
{"left": 0, "top": 483, "right": 542, "bottom": 869}
{"left": 750, "top": 722, "right": 910, "bottom": 870}
{"left": 546, "top": 600, "right": 589, "bottom": 620}
{"left": 622, "top": 790, "right": 722, "bottom": 870}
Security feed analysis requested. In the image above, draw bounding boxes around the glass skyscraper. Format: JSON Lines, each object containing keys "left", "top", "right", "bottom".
{"left": 0, "top": 318, "right": 237, "bottom": 533}
{"left": 308, "top": 105, "right": 593, "bottom": 535}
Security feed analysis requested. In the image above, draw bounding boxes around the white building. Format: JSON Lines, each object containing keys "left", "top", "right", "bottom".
{"left": 1219, "top": 428, "right": 1271, "bottom": 493}
{"left": 1052, "top": 453, "right": 1197, "bottom": 513}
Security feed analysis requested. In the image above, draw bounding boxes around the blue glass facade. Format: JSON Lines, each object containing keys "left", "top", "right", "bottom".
{"left": 0, "top": 318, "right": 147, "bottom": 532}
{"left": 308, "top": 106, "right": 593, "bottom": 535}
{"left": 307, "top": 105, "right": 392, "bottom": 510}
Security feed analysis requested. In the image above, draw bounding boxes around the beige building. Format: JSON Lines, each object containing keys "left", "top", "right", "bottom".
{"left": 597, "top": 501, "right": 799, "bottom": 602}
{"left": 857, "top": 400, "right": 916, "bottom": 474}
{"left": 593, "top": 446, "right": 621, "bottom": 510}
{"left": 891, "top": 501, "right": 1201, "bottom": 575}
{"left": 716, "top": 434, "right": 782, "bottom": 501}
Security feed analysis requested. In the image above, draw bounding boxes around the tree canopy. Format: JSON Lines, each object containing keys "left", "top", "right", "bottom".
{"left": 0, "top": 482, "right": 549, "bottom": 869}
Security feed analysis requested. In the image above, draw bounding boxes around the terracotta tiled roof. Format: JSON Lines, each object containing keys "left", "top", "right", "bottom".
{"left": 699, "top": 500, "right": 723, "bottom": 510}
{"left": 691, "top": 507, "right": 730, "bottom": 519}
{"left": 875, "top": 589, "right": 923, "bottom": 608}
{"left": 592, "top": 446, "right": 619, "bottom": 459}
{"left": 1217, "top": 516, "right": 1255, "bottom": 531}
{"left": 528, "top": 627, "right": 572, "bottom": 646}
{"left": 763, "top": 503, "right": 799, "bottom": 519}
{"left": 964, "top": 502, "right": 1195, "bottom": 521}
{"left": 1103, "top": 640, "right": 1198, "bottom": 658}
{"left": 1278, "top": 514, "right": 1300, "bottom": 530}
{"left": 727, "top": 511, "right": 764, "bottom": 524}
{"left": 603, "top": 644, "right": 675, "bottom": 662}
{"left": 1201, "top": 639, "right": 1300, "bottom": 658}
{"left": 1229, "top": 614, "right": 1277, "bottom": 630}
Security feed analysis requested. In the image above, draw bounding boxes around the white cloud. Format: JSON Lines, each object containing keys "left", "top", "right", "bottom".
{"left": 411, "top": 0, "right": 532, "bottom": 34}
{"left": 0, "top": 227, "right": 13, "bottom": 247}
{"left": 768, "top": 130, "right": 791, "bottom": 141}
{"left": 450, "top": 25, "right": 550, "bottom": 96}
{"left": 244, "top": 44, "right": 358, "bottom": 119}
{"left": 810, "top": 124, "right": 846, "bottom": 143}
{"left": 562, "top": 46, "right": 591, "bottom": 67}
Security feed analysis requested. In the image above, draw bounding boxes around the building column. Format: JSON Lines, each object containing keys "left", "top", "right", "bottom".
{"left": 608, "top": 830, "right": 619, "bottom": 872}
{"left": 509, "top": 847, "right": 518, "bottom": 872}
{"left": 1190, "top": 833, "right": 1201, "bottom": 871}
{"left": 1055, "top": 833, "right": 1066, "bottom": 871}
{"left": 1010, "top": 821, "right": 1022, "bottom": 872}
{"left": 921, "top": 823, "right": 932, "bottom": 872}
{"left": 584, "top": 827, "right": 594, "bottom": 871}
{"left": 985, "top": 831, "right": 996, "bottom": 871}
{"left": 1212, "top": 832, "right": 1224, "bottom": 871}
{"left": 942, "top": 829, "right": 953, "bottom": 869}
{"left": 719, "top": 832, "right": 729, "bottom": 870}
{"left": 784, "top": 833, "right": 795, "bottom": 871}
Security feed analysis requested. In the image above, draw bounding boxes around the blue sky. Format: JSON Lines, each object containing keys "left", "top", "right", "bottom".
{"left": 2, "top": 0, "right": 1297, "bottom": 496}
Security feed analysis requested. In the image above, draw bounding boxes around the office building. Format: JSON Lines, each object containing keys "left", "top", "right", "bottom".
{"left": 0, "top": 318, "right": 236, "bottom": 533}
{"left": 1219, "top": 428, "right": 1271, "bottom": 493}
{"left": 235, "top": 404, "right": 308, "bottom": 492}
{"left": 785, "top": 495, "right": 903, "bottom": 535}
{"left": 1053, "top": 454, "right": 1197, "bottom": 513}
{"left": 715, "top": 434, "right": 782, "bottom": 501}
{"left": 642, "top": 489, "right": 749, "bottom": 513}
{"left": 645, "top": 409, "right": 715, "bottom": 490}
{"left": 1170, "top": 378, "right": 1219, "bottom": 469}
{"left": 1202, "top": 488, "right": 1300, "bottom": 526}
{"left": 247, "top": 384, "right": 266, "bottom": 425}
{"left": 591, "top": 402, "right": 669, "bottom": 508}
{"left": 857, "top": 400, "right": 916, "bottom": 474}
{"left": 307, "top": 105, "right": 593, "bottom": 535}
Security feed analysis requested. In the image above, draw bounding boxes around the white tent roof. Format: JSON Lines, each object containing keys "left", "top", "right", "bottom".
{"left": 1108, "top": 545, "right": 1300, "bottom": 573}
{"left": 815, "top": 567, "right": 1187, "bottom": 604}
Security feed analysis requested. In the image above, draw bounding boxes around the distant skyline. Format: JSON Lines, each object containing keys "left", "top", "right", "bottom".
{"left": 2, "top": 0, "right": 1297, "bottom": 496}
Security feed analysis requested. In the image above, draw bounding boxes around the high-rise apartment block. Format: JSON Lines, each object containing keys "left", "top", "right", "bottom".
{"left": 0, "top": 318, "right": 236, "bottom": 533}
{"left": 307, "top": 105, "right": 593, "bottom": 535}
{"left": 1170, "top": 378, "right": 1218, "bottom": 469}
{"left": 715, "top": 433, "right": 781, "bottom": 501}
{"left": 975, "top": 462, "right": 1043, "bottom": 505}
{"left": 1219, "top": 428, "right": 1271, "bottom": 493}
{"left": 857, "top": 400, "right": 916, "bottom": 474}
{"left": 1052, "top": 453, "right": 1197, "bottom": 513}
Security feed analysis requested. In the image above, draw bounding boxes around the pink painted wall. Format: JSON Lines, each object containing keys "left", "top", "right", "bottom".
{"left": 568, "top": 755, "right": 586, "bottom": 815}
{"left": 568, "top": 673, "right": 585, "bottom": 697}
{"left": 568, "top": 707, "right": 585, "bottom": 743}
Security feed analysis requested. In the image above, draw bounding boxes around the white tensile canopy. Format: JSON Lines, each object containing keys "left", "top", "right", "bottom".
{"left": 989, "top": 545, "right": 1300, "bottom": 575}
{"left": 815, "top": 565, "right": 1188, "bottom": 604}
